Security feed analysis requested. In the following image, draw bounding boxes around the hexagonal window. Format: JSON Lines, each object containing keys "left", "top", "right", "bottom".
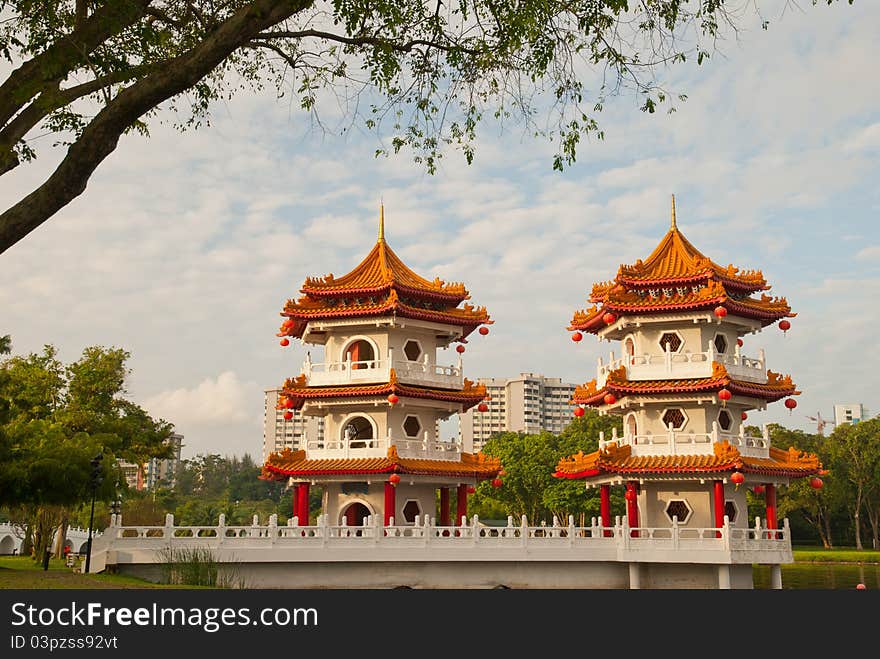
{"left": 661, "top": 408, "right": 687, "bottom": 430}
{"left": 724, "top": 501, "right": 738, "bottom": 523}
{"left": 718, "top": 409, "right": 732, "bottom": 431}
{"left": 402, "top": 500, "right": 421, "bottom": 524}
{"left": 403, "top": 415, "right": 422, "bottom": 438}
{"left": 659, "top": 331, "right": 683, "bottom": 353}
{"left": 403, "top": 340, "right": 422, "bottom": 361}
{"left": 665, "top": 499, "right": 692, "bottom": 523}
{"left": 714, "top": 333, "right": 728, "bottom": 354}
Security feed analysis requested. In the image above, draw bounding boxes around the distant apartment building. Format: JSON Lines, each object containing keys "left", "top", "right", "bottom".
{"left": 145, "top": 432, "right": 183, "bottom": 490}
{"left": 116, "top": 432, "right": 184, "bottom": 492}
{"left": 833, "top": 403, "right": 870, "bottom": 428}
{"left": 262, "top": 388, "right": 324, "bottom": 462}
{"left": 460, "top": 373, "right": 577, "bottom": 450}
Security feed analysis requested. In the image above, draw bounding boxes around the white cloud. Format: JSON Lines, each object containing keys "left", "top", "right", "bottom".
{"left": 856, "top": 246, "right": 880, "bottom": 262}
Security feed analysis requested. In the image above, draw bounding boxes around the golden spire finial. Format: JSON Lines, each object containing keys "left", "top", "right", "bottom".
{"left": 378, "top": 201, "right": 385, "bottom": 242}
{"left": 671, "top": 194, "right": 677, "bottom": 230}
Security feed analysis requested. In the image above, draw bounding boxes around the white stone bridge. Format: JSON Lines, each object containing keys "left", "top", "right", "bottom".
{"left": 85, "top": 513, "right": 792, "bottom": 589}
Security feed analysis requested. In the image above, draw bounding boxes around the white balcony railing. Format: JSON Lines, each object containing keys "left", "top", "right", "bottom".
{"left": 597, "top": 343, "right": 766, "bottom": 387}
{"left": 306, "top": 433, "right": 462, "bottom": 460}
{"left": 94, "top": 512, "right": 792, "bottom": 568}
{"left": 303, "top": 352, "right": 463, "bottom": 389}
{"left": 598, "top": 423, "right": 771, "bottom": 458}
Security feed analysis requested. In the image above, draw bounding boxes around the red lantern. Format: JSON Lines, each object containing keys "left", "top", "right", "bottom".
{"left": 718, "top": 389, "right": 732, "bottom": 407}
{"left": 479, "top": 326, "right": 489, "bottom": 335}
{"left": 491, "top": 478, "right": 503, "bottom": 488}
{"left": 282, "top": 318, "right": 294, "bottom": 329}
{"left": 809, "top": 477, "right": 823, "bottom": 490}
{"left": 753, "top": 484, "right": 765, "bottom": 495}
{"left": 624, "top": 489, "right": 637, "bottom": 502}
{"left": 779, "top": 320, "right": 791, "bottom": 335}
{"left": 285, "top": 398, "right": 295, "bottom": 409}
{"left": 573, "top": 406, "right": 585, "bottom": 417}
{"left": 283, "top": 411, "right": 293, "bottom": 421}
{"left": 477, "top": 403, "right": 489, "bottom": 413}
{"left": 280, "top": 338, "right": 290, "bottom": 347}
{"left": 731, "top": 472, "right": 745, "bottom": 487}
{"left": 856, "top": 583, "right": 866, "bottom": 590}
{"left": 387, "top": 393, "right": 399, "bottom": 404}
{"left": 736, "top": 338, "right": 743, "bottom": 347}
{"left": 741, "top": 411, "right": 748, "bottom": 421}
{"left": 456, "top": 345, "right": 466, "bottom": 354}
{"left": 714, "top": 306, "right": 727, "bottom": 319}
{"left": 389, "top": 473, "right": 401, "bottom": 486}
{"left": 784, "top": 398, "right": 797, "bottom": 414}
{"left": 466, "top": 485, "right": 476, "bottom": 494}
{"left": 603, "top": 393, "right": 617, "bottom": 405}
{"left": 571, "top": 331, "right": 583, "bottom": 342}
{"left": 602, "top": 312, "right": 617, "bottom": 325}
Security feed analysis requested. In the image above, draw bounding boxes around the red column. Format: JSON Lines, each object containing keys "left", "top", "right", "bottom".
{"left": 626, "top": 481, "right": 639, "bottom": 534}
{"left": 298, "top": 482, "right": 310, "bottom": 524}
{"left": 291, "top": 484, "right": 300, "bottom": 519}
{"left": 440, "top": 487, "right": 450, "bottom": 526}
{"left": 600, "top": 484, "right": 611, "bottom": 536}
{"left": 714, "top": 480, "right": 725, "bottom": 538}
{"left": 456, "top": 483, "right": 468, "bottom": 525}
{"left": 384, "top": 481, "right": 396, "bottom": 525}
{"left": 765, "top": 483, "right": 777, "bottom": 537}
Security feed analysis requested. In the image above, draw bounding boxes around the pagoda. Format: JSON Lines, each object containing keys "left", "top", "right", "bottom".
{"left": 556, "top": 196, "right": 825, "bottom": 587}
{"left": 261, "top": 207, "right": 502, "bottom": 529}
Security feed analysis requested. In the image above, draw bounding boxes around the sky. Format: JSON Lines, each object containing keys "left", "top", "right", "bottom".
{"left": 1, "top": 2, "right": 878, "bottom": 460}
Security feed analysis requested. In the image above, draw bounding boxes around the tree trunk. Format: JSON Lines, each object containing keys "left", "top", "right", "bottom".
{"left": 53, "top": 515, "right": 69, "bottom": 559}
{"left": 0, "top": 0, "right": 310, "bottom": 255}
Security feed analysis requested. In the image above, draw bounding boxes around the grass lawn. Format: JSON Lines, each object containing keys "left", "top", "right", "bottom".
{"left": 0, "top": 556, "right": 205, "bottom": 589}
{"left": 792, "top": 546, "right": 880, "bottom": 564}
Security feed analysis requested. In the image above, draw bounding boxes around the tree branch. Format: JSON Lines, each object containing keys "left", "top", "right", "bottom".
{"left": 0, "top": 0, "right": 153, "bottom": 130}
{"left": 0, "top": 0, "right": 311, "bottom": 255}
{"left": 253, "top": 29, "right": 483, "bottom": 56}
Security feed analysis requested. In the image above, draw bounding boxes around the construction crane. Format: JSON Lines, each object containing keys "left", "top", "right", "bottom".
{"left": 806, "top": 412, "right": 834, "bottom": 436}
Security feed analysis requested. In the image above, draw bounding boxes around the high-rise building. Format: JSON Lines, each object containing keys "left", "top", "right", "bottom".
{"left": 145, "top": 432, "right": 183, "bottom": 490}
{"left": 833, "top": 403, "right": 870, "bottom": 427}
{"left": 262, "top": 388, "right": 324, "bottom": 462}
{"left": 460, "top": 373, "right": 577, "bottom": 449}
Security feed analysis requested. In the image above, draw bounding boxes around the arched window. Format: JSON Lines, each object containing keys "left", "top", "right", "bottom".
{"left": 342, "top": 416, "right": 374, "bottom": 448}
{"left": 626, "top": 413, "right": 638, "bottom": 438}
{"left": 345, "top": 339, "right": 376, "bottom": 370}
{"left": 624, "top": 337, "right": 636, "bottom": 365}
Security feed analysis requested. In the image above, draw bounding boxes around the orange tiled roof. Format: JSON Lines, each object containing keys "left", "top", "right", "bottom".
{"left": 554, "top": 440, "right": 822, "bottom": 479}
{"left": 261, "top": 445, "right": 502, "bottom": 479}
{"left": 569, "top": 281, "right": 793, "bottom": 331}
{"left": 568, "top": 199, "right": 792, "bottom": 335}
{"left": 572, "top": 363, "right": 800, "bottom": 405}
{"left": 278, "top": 369, "right": 488, "bottom": 411}
{"left": 616, "top": 223, "right": 767, "bottom": 292}
{"left": 280, "top": 288, "right": 491, "bottom": 338}
{"left": 301, "top": 234, "right": 469, "bottom": 301}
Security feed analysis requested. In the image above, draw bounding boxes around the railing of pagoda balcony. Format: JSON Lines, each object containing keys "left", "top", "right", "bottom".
{"left": 305, "top": 431, "right": 461, "bottom": 459}
{"left": 99, "top": 512, "right": 791, "bottom": 560}
{"left": 596, "top": 343, "right": 766, "bottom": 386}
{"left": 303, "top": 350, "right": 463, "bottom": 388}
{"left": 598, "top": 423, "right": 770, "bottom": 458}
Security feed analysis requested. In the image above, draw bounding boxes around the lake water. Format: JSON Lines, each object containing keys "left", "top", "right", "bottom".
{"left": 753, "top": 563, "right": 880, "bottom": 589}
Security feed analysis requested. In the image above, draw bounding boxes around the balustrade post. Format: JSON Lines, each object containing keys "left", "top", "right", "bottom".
{"left": 707, "top": 339, "right": 715, "bottom": 362}
{"left": 611, "top": 427, "right": 618, "bottom": 442}
{"left": 722, "top": 515, "right": 731, "bottom": 551}
{"left": 164, "top": 513, "right": 174, "bottom": 541}
{"left": 668, "top": 423, "right": 676, "bottom": 455}
{"left": 754, "top": 516, "right": 762, "bottom": 541}
{"left": 672, "top": 516, "right": 679, "bottom": 550}
{"left": 218, "top": 514, "right": 226, "bottom": 545}
{"left": 758, "top": 348, "right": 766, "bottom": 369}
{"left": 664, "top": 340, "right": 672, "bottom": 373}
{"left": 520, "top": 515, "right": 529, "bottom": 547}
{"left": 711, "top": 420, "right": 720, "bottom": 443}
{"left": 568, "top": 515, "right": 575, "bottom": 545}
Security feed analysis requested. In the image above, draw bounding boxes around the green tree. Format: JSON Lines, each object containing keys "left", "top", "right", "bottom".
{"left": 473, "top": 411, "right": 622, "bottom": 524}
{"left": 0, "top": 1, "right": 854, "bottom": 253}
{"left": 0, "top": 343, "right": 173, "bottom": 560}
{"left": 828, "top": 418, "right": 880, "bottom": 550}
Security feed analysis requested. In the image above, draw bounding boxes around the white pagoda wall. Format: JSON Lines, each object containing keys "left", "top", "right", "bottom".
{"left": 322, "top": 483, "right": 438, "bottom": 525}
